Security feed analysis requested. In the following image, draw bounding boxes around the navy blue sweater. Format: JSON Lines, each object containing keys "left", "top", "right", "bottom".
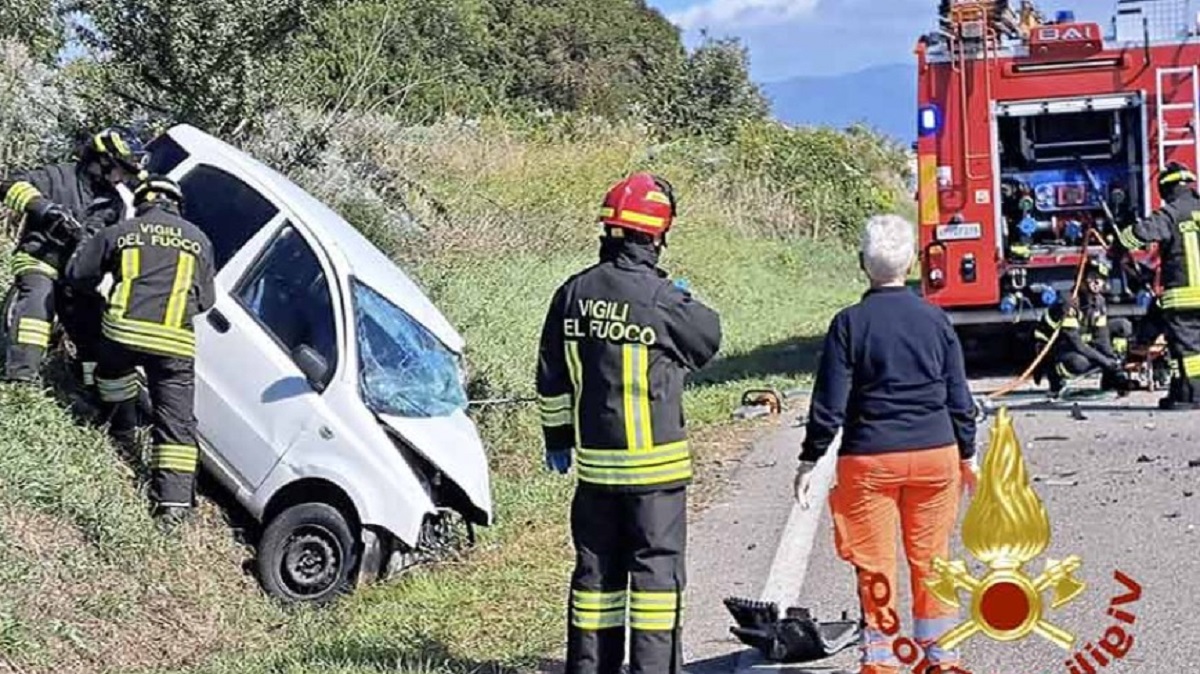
{"left": 799, "top": 286, "right": 977, "bottom": 462}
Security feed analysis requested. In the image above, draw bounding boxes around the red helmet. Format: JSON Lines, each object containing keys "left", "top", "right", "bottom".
{"left": 598, "top": 172, "right": 676, "bottom": 236}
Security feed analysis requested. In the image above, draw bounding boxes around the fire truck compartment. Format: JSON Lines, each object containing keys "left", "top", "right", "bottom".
{"left": 989, "top": 95, "right": 1149, "bottom": 316}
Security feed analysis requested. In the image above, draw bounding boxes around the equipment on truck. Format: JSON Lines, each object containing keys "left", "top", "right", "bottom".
{"left": 913, "top": 0, "right": 1200, "bottom": 349}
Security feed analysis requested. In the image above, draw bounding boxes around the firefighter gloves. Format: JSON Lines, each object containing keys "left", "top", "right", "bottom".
{"left": 546, "top": 449, "right": 573, "bottom": 474}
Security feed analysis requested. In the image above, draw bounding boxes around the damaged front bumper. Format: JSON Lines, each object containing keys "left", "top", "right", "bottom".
{"left": 724, "top": 597, "right": 861, "bottom": 663}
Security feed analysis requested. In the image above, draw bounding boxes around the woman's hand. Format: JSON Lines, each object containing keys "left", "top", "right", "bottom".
{"left": 961, "top": 455, "right": 979, "bottom": 496}
{"left": 794, "top": 460, "right": 818, "bottom": 508}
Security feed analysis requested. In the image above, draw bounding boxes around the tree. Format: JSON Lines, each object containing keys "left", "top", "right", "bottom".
{"left": 0, "top": 0, "right": 65, "bottom": 63}
{"left": 649, "top": 34, "right": 769, "bottom": 141}
{"left": 68, "top": 0, "right": 330, "bottom": 135}
{"left": 488, "top": 0, "right": 684, "bottom": 117}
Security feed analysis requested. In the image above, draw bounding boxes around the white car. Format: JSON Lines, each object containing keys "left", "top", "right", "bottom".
{"left": 139, "top": 124, "right": 494, "bottom": 603}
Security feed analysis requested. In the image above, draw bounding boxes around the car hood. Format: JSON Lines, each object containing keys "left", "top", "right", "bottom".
{"left": 378, "top": 410, "right": 493, "bottom": 524}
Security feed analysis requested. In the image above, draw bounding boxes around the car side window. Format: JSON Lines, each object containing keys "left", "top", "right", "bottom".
{"left": 234, "top": 224, "right": 338, "bottom": 378}
{"left": 178, "top": 164, "right": 279, "bottom": 270}
{"left": 144, "top": 134, "right": 190, "bottom": 176}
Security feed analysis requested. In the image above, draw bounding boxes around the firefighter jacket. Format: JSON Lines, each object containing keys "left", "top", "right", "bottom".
{"left": 2, "top": 162, "right": 122, "bottom": 274}
{"left": 1117, "top": 188, "right": 1200, "bottom": 311}
{"left": 64, "top": 202, "right": 215, "bottom": 360}
{"left": 536, "top": 239, "right": 722, "bottom": 492}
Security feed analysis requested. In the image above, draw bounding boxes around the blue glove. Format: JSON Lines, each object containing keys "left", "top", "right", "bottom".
{"left": 673, "top": 278, "right": 691, "bottom": 294}
{"left": 545, "top": 449, "right": 572, "bottom": 474}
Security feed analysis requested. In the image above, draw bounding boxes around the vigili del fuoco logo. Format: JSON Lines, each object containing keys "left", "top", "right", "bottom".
{"left": 864, "top": 408, "right": 1142, "bottom": 673}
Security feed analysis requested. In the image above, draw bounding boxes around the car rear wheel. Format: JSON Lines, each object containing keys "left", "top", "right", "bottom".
{"left": 256, "top": 502, "right": 358, "bottom": 604}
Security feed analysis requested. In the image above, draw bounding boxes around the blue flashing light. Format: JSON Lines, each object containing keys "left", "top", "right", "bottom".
{"left": 918, "top": 104, "right": 942, "bottom": 137}
{"left": 1019, "top": 216, "right": 1039, "bottom": 237}
{"left": 1041, "top": 286, "right": 1059, "bottom": 306}
{"left": 1000, "top": 294, "right": 1019, "bottom": 315}
{"left": 1055, "top": 10, "right": 1076, "bottom": 23}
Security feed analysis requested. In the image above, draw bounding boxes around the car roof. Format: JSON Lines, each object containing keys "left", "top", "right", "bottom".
{"left": 167, "top": 124, "right": 465, "bottom": 353}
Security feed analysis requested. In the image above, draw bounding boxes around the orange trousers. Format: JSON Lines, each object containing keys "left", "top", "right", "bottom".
{"left": 829, "top": 445, "right": 963, "bottom": 674}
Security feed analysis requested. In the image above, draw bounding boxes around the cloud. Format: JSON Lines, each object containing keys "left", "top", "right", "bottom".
{"left": 668, "top": 0, "right": 820, "bottom": 31}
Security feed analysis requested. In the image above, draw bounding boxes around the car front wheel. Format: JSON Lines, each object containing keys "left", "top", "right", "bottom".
{"left": 256, "top": 502, "right": 358, "bottom": 604}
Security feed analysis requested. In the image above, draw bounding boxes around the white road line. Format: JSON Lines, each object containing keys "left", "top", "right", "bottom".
{"left": 734, "top": 435, "right": 840, "bottom": 673}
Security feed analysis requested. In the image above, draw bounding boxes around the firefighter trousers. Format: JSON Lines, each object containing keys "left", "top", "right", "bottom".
{"left": 95, "top": 337, "right": 199, "bottom": 509}
{"left": 1163, "top": 309, "right": 1200, "bottom": 403}
{"left": 4, "top": 265, "right": 103, "bottom": 386}
{"left": 566, "top": 485, "right": 686, "bottom": 674}
{"left": 4, "top": 267, "right": 56, "bottom": 382}
{"left": 829, "top": 445, "right": 962, "bottom": 674}
{"left": 56, "top": 285, "right": 105, "bottom": 387}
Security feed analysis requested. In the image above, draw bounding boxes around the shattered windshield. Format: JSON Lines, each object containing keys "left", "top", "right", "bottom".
{"left": 353, "top": 278, "right": 467, "bottom": 418}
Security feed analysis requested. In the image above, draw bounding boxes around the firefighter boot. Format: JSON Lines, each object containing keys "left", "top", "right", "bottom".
{"left": 1100, "top": 370, "right": 1131, "bottom": 398}
{"left": 1159, "top": 376, "right": 1200, "bottom": 410}
{"left": 1047, "top": 368, "right": 1065, "bottom": 399}
{"left": 153, "top": 504, "right": 192, "bottom": 534}
{"left": 103, "top": 399, "right": 143, "bottom": 463}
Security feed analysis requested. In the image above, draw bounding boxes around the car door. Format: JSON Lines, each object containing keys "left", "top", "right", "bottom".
{"left": 195, "top": 220, "right": 342, "bottom": 491}
{"left": 171, "top": 161, "right": 340, "bottom": 491}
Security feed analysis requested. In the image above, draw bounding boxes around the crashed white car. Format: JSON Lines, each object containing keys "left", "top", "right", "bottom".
{"left": 140, "top": 124, "right": 493, "bottom": 603}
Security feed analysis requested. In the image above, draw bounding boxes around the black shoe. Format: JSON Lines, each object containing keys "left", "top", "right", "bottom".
{"left": 153, "top": 505, "right": 192, "bottom": 532}
{"left": 1158, "top": 396, "right": 1200, "bottom": 411}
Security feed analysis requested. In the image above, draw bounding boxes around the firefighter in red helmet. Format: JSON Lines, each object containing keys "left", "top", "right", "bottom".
{"left": 536, "top": 172, "right": 722, "bottom": 674}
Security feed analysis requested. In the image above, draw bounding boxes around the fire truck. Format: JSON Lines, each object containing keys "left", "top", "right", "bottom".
{"left": 914, "top": 0, "right": 1200, "bottom": 344}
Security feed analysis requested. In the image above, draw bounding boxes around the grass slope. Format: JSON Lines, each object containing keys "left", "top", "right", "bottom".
{"left": 0, "top": 120, "right": 879, "bottom": 673}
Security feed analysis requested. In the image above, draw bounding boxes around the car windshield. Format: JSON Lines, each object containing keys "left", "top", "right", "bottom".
{"left": 353, "top": 278, "right": 467, "bottom": 418}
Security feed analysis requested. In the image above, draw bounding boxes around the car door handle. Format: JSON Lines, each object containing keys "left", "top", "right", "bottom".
{"left": 207, "top": 308, "right": 230, "bottom": 333}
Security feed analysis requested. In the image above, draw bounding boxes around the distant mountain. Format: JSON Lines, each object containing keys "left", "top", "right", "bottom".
{"left": 762, "top": 63, "right": 918, "bottom": 144}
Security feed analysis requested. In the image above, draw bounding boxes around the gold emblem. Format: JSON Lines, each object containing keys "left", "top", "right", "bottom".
{"left": 925, "top": 407, "right": 1086, "bottom": 650}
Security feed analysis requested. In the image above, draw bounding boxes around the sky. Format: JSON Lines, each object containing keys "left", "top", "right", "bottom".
{"left": 646, "top": 0, "right": 1123, "bottom": 82}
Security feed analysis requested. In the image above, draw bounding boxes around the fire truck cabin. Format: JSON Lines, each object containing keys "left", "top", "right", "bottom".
{"left": 915, "top": 0, "right": 1200, "bottom": 339}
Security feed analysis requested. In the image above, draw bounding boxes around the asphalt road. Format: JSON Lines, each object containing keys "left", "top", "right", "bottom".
{"left": 681, "top": 378, "right": 1200, "bottom": 674}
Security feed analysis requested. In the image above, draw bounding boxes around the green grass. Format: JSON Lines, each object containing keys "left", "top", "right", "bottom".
{"left": 0, "top": 119, "right": 886, "bottom": 673}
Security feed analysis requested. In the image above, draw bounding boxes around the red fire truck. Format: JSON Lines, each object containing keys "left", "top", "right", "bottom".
{"left": 914, "top": 0, "right": 1200, "bottom": 343}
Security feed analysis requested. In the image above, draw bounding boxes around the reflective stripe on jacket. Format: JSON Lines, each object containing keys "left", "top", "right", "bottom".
{"left": 536, "top": 239, "right": 721, "bottom": 491}
{"left": 65, "top": 202, "right": 215, "bottom": 359}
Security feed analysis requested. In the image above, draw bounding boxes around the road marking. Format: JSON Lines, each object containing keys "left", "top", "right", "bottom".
{"left": 734, "top": 434, "right": 841, "bottom": 673}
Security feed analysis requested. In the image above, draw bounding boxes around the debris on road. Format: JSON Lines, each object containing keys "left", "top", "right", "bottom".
{"left": 724, "top": 598, "right": 859, "bottom": 664}
{"left": 1188, "top": 459, "right": 1200, "bottom": 468}
{"left": 1136, "top": 454, "right": 1158, "bottom": 463}
{"left": 1071, "top": 404, "right": 1087, "bottom": 421}
{"left": 1164, "top": 512, "right": 1182, "bottom": 519}
{"left": 732, "top": 388, "right": 809, "bottom": 421}
{"left": 1036, "top": 478, "right": 1079, "bottom": 486}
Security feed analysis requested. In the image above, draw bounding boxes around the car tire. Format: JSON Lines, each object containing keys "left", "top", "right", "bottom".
{"left": 255, "top": 502, "right": 358, "bottom": 604}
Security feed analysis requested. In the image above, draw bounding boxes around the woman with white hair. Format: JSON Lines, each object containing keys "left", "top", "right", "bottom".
{"left": 794, "top": 214, "right": 978, "bottom": 674}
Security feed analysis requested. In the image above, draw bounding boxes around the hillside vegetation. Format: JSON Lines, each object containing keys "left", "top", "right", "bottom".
{"left": 0, "top": 1, "right": 912, "bottom": 672}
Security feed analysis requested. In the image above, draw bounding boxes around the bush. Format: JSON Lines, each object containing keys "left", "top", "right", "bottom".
{"left": 729, "top": 121, "right": 912, "bottom": 243}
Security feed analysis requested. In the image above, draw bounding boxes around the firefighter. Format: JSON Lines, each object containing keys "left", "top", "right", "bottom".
{"left": 1033, "top": 258, "right": 1131, "bottom": 397}
{"left": 1, "top": 127, "right": 144, "bottom": 387}
{"left": 64, "top": 175, "right": 215, "bottom": 528}
{"left": 1115, "top": 161, "right": 1200, "bottom": 409}
{"left": 536, "top": 172, "right": 722, "bottom": 674}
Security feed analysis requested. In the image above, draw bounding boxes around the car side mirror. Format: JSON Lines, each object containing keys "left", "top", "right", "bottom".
{"left": 293, "top": 344, "right": 329, "bottom": 392}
